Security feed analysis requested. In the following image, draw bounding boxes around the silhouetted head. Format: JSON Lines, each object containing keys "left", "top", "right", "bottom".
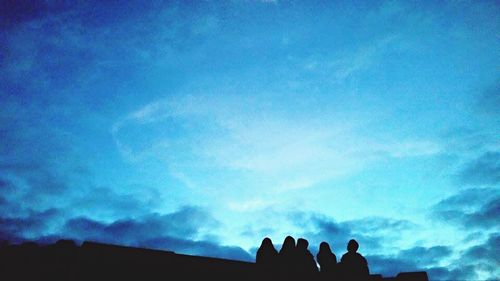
{"left": 256, "top": 237, "right": 278, "bottom": 264}
{"left": 297, "top": 238, "right": 309, "bottom": 250}
{"left": 280, "top": 236, "right": 296, "bottom": 254}
{"left": 347, "top": 239, "right": 359, "bottom": 253}
{"left": 261, "top": 237, "right": 274, "bottom": 249}
{"left": 319, "top": 242, "right": 332, "bottom": 254}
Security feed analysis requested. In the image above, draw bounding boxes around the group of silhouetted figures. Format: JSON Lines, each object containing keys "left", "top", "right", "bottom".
{"left": 256, "top": 236, "right": 369, "bottom": 281}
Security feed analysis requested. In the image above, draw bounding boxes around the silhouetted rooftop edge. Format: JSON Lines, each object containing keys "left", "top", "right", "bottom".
{"left": 0, "top": 240, "right": 429, "bottom": 281}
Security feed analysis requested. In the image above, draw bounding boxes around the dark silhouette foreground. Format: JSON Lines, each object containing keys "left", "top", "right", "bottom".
{"left": 340, "top": 239, "right": 370, "bottom": 280}
{"left": 0, "top": 239, "right": 428, "bottom": 281}
{"left": 317, "top": 241, "right": 337, "bottom": 280}
{"left": 257, "top": 237, "right": 374, "bottom": 281}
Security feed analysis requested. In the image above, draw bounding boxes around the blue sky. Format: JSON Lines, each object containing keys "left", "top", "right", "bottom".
{"left": 0, "top": 1, "right": 499, "bottom": 280}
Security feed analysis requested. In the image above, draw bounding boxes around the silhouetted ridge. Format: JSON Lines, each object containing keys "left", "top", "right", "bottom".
{"left": 0, "top": 239, "right": 429, "bottom": 281}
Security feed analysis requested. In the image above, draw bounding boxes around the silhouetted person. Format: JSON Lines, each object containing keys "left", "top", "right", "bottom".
{"left": 317, "top": 242, "right": 337, "bottom": 280}
{"left": 340, "top": 239, "right": 369, "bottom": 281}
{"left": 257, "top": 237, "right": 279, "bottom": 265}
{"left": 256, "top": 237, "right": 279, "bottom": 279}
{"left": 295, "top": 238, "right": 318, "bottom": 279}
{"left": 278, "top": 236, "right": 296, "bottom": 280}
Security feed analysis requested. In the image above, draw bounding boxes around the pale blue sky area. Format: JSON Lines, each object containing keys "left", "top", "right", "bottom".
{"left": 0, "top": 1, "right": 499, "bottom": 280}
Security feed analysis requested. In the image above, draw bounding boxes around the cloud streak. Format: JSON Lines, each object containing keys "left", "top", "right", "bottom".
{"left": 432, "top": 187, "right": 500, "bottom": 230}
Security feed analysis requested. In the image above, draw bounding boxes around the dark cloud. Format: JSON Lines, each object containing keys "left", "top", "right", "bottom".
{"left": 430, "top": 188, "right": 499, "bottom": 279}
{"left": 287, "top": 211, "right": 499, "bottom": 279}
{"left": 0, "top": 208, "right": 60, "bottom": 242}
{"left": 61, "top": 207, "right": 250, "bottom": 261}
{"left": 439, "top": 233, "right": 500, "bottom": 281}
{"left": 397, "top": 246, "right": 452, "bottom": 267}
{"left": 366, "top": 245, "right": 455, "bottom": 279}
{"left": 465, "top": 197, "right": 500, "bottom": 229}
{"left": 0, "top": 205, "right": 251, "bottom": 262}
{"left": 367, "top": 244, "right": 478, "bottom": 281}
{"left": 0, "top": 98, "right": 163, "bottom": 220}
{"left": 64, "top": 206, "right": 219, "bottom": 243}
{"left": 1, "top": 95, "right": 251, "bottom": 265}
{"left": 285, "top": 211, "right": 418, "bottom": 265}
{"left": 366, "top": 254, "right": 419, "bottom": 277}
{"left": 425, "top": 264, "right": 478, "bottom": 281}
{"left": 458, "top": 151, "right": 500, "bottom": 186}
{"left": 341, "top": 217, "right": 416, "bottom": 250}
{"left": 463, "top": 234, "right": 500, "bottom": 269}
{"left": 0, "top": 101, "right": 84, "bottom": 209}
{"left": 287, "top": 212, "right": 354, "bottom": 254}
{"left": 432, "top": 187, "right": 499, "bottom": 229}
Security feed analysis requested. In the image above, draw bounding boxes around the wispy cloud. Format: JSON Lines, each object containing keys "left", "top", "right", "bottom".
{"left": 112, "top": 90, "right": 443, "bottom": 193}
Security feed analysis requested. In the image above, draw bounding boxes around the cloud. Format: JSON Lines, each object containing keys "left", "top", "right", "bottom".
{"left": 442, "top": 233, "right": 500, "bottom": 281}
{"left": 0, "top": 205, "right": 252, "bottom": 262}
{"left": 428, "top": 265, "right": 479, "bottom": 281}
{"left": 64, "top": 206, "right": 219, "bottom": 242}
{"left": 397, "top": 246, "right": 452, "bottom": 267}
{"left": 287, "top": 211, "right": 462, "bottom": 279}
{"left": 61, "top": 206, "right": 251, "bottom": 261}
{"left": 458, "top": 151, "right": 500, "bottom": 186}
{"left": 429, "top": 188, "right": 499, "bottom": 280}
{"left": 464, "top": 234, "right": 499, "bottom": 266}
{"left": 284, "top": 211, "right": 499, "bottom": 280}
{"left": 0, "top": 208, "right": 61, "bottom": 242}
{"left": 432, "top": 187, "right": 500, "bottom": 230}
{"left": 285, "top": 211, "right": 416, "bottom": 257}
{"left": 299, "top": 212, "right": 352, "bottom": 252}
{"left": 462, "top": 234, "right": 500, "bottom": 278}
{"left": 366, "top": 254, "right": 419, "bottom": 277}
{"left": 366, "top": 242, "right": 496, "bottom": 281}
{"left": 0, "top": 98, "right": 91, "bottom": 217}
